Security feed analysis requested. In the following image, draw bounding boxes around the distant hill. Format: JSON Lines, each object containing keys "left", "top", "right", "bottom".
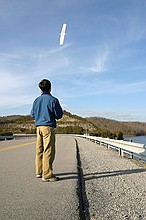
{"left": 0, "top": 111, "right": 96, "bottom": 135}
{"left": 86, "top": 117, "right": 146, "bottom": 136}
{"left": 0, "top": 110, "right": 146, "bottom": 136}
{"left": 0, "top": 115, "right": 35, "bottom": 135}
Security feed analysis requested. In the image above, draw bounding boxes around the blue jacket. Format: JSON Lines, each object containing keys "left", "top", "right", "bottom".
{"left": 30, "top": 92, "right": 63, "bottom": 127}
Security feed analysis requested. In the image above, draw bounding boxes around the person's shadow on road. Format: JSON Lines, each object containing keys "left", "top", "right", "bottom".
{"left": 56, "top": 168, "right": 146, "bottom": 181}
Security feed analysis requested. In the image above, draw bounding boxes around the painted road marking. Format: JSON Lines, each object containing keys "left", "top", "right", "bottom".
{"left": 0, "top": 141, "right": 36, "bottom": 152}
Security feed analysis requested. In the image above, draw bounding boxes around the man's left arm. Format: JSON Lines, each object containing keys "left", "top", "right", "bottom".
{"left": 53, "top": 99, "right": 63, "bottom": 119}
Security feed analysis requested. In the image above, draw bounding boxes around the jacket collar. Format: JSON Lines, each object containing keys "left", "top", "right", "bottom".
{"left": 42, "top": 92, "right": 50, "bottom": 95}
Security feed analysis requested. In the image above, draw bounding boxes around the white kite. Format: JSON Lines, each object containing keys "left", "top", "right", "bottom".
{"left": 59, "top": 23, "right": 67, "bottom": 45}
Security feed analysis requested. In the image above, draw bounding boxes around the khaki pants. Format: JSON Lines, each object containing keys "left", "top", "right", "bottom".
{"left": 36, "top": 126, "right": 55, "bottom": 179}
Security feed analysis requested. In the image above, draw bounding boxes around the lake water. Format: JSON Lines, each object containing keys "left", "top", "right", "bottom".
{"left": 124, "top": 136, "right": 146, "bottom": 146}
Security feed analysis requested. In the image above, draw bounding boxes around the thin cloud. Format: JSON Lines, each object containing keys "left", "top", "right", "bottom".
{"left": 71, "top": 109, "right": 146, "bottom": 122}
{"left": 55, "top": 78, "right": 146, "bottom": 100}
{"left": 112, "top": 81, "right": 146, "bottom": 94}
{"left": 0, "top": 53, "right": 22, "bottom": 62}
{"left": 80, "top": 51, "right": 109, "bottom": 73}
{"left": 0, "top": 48, "right": 70, "bottom": 77}
{"left": 0, "top": 48, "right": 71, "bottom": 109}
{"left": 48, "top": 43, "right": 72, "bottom": 54}
{"left": 126, "top": 1, "right": 146, "bottom": 42}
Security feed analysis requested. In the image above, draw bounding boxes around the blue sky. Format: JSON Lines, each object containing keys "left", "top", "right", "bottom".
{"left": 0, "top": 0, "right": 146, "bottom": 122}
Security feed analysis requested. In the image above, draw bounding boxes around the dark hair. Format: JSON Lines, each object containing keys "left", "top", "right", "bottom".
{"left": 39, "top": 79, "right": 51, "bottom": 92}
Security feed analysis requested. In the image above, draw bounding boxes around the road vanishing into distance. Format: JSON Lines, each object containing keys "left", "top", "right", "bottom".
{"left": 0, "top": 135, "right": 146, "bottom": 220}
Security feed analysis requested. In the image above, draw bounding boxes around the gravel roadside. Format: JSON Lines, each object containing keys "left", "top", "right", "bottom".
{"left": 76, "top": 137, "right": 146, "bottom": 220}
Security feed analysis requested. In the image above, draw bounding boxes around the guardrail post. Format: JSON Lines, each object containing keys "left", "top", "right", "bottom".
{"left": 119, "top": 148, "right": 124, "bottom": 157}
{"left": 130, "top": 153, "right": 134, "bottom": 159}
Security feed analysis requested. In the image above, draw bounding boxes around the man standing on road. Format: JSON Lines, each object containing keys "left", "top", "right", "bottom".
{"left": 30, "top": 79, "right": 63, "bottom": 182}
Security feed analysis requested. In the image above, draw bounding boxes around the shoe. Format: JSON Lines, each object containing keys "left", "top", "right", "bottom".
{"left": 36, "top": 174, "right": 42, "bottom": 178}
{"left": 42, "top": 176, "right": 60, "bottom": 182}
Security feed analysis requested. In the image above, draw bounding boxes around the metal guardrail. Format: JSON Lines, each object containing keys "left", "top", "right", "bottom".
{"left": 0, "top": 134, "right": 36, "bottom": 141}
{"left": 13, "top": 134, "right": 37, "bottom": 139}
{"left": 0, "top": 136, "right": 14, "bottom": 141}
{"left": 77, "top": 135, "right": 146, "bottom": 163}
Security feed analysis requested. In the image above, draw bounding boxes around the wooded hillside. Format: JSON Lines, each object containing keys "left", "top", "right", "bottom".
{"left": 0, "top": 111, "right": 146, "bottom": 137}
{"left": 86, "top": 117, "right": 146, "bottom": 136}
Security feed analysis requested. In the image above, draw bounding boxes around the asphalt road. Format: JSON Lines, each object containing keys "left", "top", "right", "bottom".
{"left": 2, "top": 135, "right": 145, "bottom": 220}
{"left": 0, "top": 135, "right": 79, "bottom": 220}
